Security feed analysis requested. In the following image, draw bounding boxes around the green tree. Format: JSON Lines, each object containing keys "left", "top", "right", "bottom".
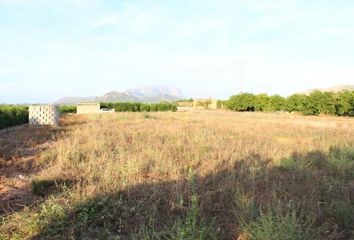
{"left": 307, "top": 91, "right": 336, "bottom": 115}
{"left": 335, "top": 91, "right": 354, "bottom": 116}
{"left": 286, "top": 94, "right": 307, "bottom": 113}
{"left": 226, "top": 93, "right": 256, "bottom": 111}
{"left": 270, "top": 95, "right": 286, "bottom": 111}
{"left": 254, "top": 94, "right": 272, "bottom": 111}
{"left": 197, "top": 99, "right": 212, "bottom": 110}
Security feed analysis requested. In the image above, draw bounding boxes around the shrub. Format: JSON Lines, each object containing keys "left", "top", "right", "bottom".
{"left": 0, "top": 105, "right": 29, "bottom": 129}
{"left": 100, "top": 102, "right": 114, "bottom": 109}
{"left": 196, "top": 99, "right": 213, "bottom": 110}
{"left": 226, "top": 93, "right": 256, "bottom": 111}
{"left": 285, "top": 94, "right": 307, "bottom": 113}
{"left": 254, "top": 94, "right": 273, "bottom": 112}
{"left": 107, "top": 102, "right": 177, "bottom": 112}
{"left": 270, "top": 95, "right": 286, "bottom": 111}
{"left": 278, "top": 157, "right": 299, "bottom": 171}
{"left": 217, "top": 100, "right": 226, "bottom": 109}
{"left": 241, "top": 212, "right": 312, "bottom": 240}
{"left": 59, "top": 105, "right": 76, "bottom": 114}
{"left": 140, "top": 104, "right": 151, "bottom": 112}
{"left": 149, "top": 103, "right": 159, "bottom": 112}
{"left": 113, "top": 102, "right": 141, "bottom": 112}
{"left": 335, "top": 91, "right": 354, "bottom": 116}
{"left": 176, "top": 98, "right": 193, "bottom": 102}
{"left": 225, "top": 90, "right": 354, "bottom": 117}
{"left": 156, "top": 102, "right": 177, "bottom": 112}
{"left": 327, "top": 146, "right": 354, "bottom": 179}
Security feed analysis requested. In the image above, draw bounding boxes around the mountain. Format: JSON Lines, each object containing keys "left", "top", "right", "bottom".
{"left": 55, "top": 85, "right": 184, "bottom": 104}
{"left": 98, "top": 91, "right": 139, "bottom": 102}
{"left": 127, "top": 85, "right": 184, "bottom": 99}
{"left": 304, "top": 84, "right": 354, "bottom": 94}
{"left": 54, "top": 96, "right": 97, "bottom": 105}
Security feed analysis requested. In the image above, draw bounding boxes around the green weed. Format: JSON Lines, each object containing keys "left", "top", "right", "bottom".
{"left": 327, "top": 146, "right": 354, "bottom": 178}
{"left": 241, "top": 212, "right": 312, "bottom": 240}
{"left": 278, "top": 157, "right": 299, "bottom": 171}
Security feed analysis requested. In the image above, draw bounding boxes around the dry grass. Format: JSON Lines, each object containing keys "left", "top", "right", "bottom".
{"left": 1, "top": 111, "right": 354, "bottom": 239}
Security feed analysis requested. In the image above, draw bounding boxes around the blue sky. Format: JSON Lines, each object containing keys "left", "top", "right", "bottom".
{"left": 1, "top": 0, "right": 354, "bottom": 103}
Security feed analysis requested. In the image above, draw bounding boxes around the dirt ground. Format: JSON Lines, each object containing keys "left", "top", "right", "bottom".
{"left": 0, "top": 118, "right": 74, "bottom": 215}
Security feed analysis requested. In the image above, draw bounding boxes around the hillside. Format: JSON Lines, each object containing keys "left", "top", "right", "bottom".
{"left": 304, "top": 84, "right": 354, "bottom": 94}
{"left": 55, "top": 85, "right": 184, "bottom": 104}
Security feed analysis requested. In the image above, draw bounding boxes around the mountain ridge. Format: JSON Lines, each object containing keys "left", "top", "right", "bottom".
{"left": 55, "top": 85, "right": 184, "bottom": 104}
{"left": 303, "top": 84, "right": 354, "bottom": 94}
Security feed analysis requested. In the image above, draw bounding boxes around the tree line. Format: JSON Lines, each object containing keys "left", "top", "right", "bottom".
{"left": 1, "top": 91, "right": 353, "bottom": 130}
{"left": 0, "top": 105, "right": 29, "bottom": 130}
{"left": 59, "top": 102, "right": 178, "bottom": 114}
{"left": 100, "top": 102, "right": 177, "bottom": 112}
{"left": 225, "top": 91, "right": 354, "bottom": 116}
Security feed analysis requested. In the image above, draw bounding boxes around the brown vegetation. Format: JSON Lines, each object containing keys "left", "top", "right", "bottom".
{"left": 0, "top": 111, "right": 353, "bottom": 239}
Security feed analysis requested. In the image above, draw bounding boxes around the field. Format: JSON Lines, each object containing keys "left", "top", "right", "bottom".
{"left": 0, "top": 111, "right": 354, "bottom": 239}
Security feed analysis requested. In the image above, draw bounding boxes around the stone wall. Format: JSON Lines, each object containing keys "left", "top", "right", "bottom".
{"left": 29, "top": 105, "right": 60, "bottom": 126}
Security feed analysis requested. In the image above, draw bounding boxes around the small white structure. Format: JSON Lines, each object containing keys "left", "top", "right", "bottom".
{"left": 29, "top": 105, "right": 60, "bottom": 126}
{"left": 77, "top": 102, "right": 101, "bottom": 114}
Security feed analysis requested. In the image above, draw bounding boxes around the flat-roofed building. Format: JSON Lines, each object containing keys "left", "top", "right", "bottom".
{"left": 77, "top": 102, "right": 100, "bottom": 114}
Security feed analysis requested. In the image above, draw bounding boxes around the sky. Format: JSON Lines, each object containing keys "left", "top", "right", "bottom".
{"left": 0, "top": 0, "right": 354, "bottom": 103}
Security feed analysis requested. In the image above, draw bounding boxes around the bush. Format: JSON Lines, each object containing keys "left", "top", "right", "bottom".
{"left": 157, "top": 102, "right": 177, "bottom": 112}
{"left": 217, "top": 100, "right": 226, "bottom": 109}
{"left": 285, "top": 94, "right": 307, "bottom": 113}
{"left": 335, "top": 91, "right": 354, "bottom": 116}
{"left": 270, "top": 95, "right": 286, "bottom": 111}
{"left": 327, "top": 146, "right": 354, "bottom": 179}
{"left": 140, "top": 104, "right": 151, "bottom": 112}
{"left": 113, "top": 102, "right": 141, "bottom": 112}
{"left": 225, "top": 91, "right": 354, "bottom": 117}
{"left": 226, "top": 93, "right": 256, "bottom": 111}
{"left": 59, "top": 105, "right": 76, "bottom": 114}
{"left": 176, "top": 98, "right": 193, "bottom": 102}
{"left": 254, "top": 94, "right": 273, "bottom": 112}
{"left": 0, "top": 105, "right": 29, "bottom": 129}
{"left": 241, "top": 213, "right": 312, "bottom": 240}
{"left": 100, "top": 102, "right": 114, "bottom": 109}
{"left": 105, "top": 102, "right": 177, "bottom": 112}
{"left": 149, "top": 104, "right": 159, "bottom": 112}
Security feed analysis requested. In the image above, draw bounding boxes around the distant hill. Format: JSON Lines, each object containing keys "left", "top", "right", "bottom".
{"left": 54, "top": 96, "right": 97, "bottom": 105}
{"left": 304, "top": 84, "right": 354, "bottom": 94}
{"left": 55, "top": 85, "right": 184, "bottom": 104}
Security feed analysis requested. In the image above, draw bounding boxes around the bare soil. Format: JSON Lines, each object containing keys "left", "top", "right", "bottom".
{"left": 0, "top": 122, "right": 68, "bottom": 215}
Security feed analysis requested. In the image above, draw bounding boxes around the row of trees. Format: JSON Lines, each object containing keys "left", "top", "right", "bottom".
{"left": 0, "top": 102, "right": 177, "bottom": 130}
{"left": 0, "top": 105, "right": 29, "bottom": 129}
{"left": 59, "top": 105, "right": 77, "bottom": 114}
{"left": 100, "top": 102, "right": 177, "bottom": 112}
{"left": 225, "top": 91, "right": 354, "bottom": 116}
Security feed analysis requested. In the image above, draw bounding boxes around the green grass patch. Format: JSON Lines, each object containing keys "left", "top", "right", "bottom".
{"left": 241, "top": 212, "right": 312, "bottom": 240}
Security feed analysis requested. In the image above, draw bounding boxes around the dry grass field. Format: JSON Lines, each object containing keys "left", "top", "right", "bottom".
{"left": 1, "top": 111, "right": 354, "bottom": 239}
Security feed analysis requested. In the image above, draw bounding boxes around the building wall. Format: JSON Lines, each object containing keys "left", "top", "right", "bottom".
{"left": 29, "top": 105, "right": 60, "bottom": 126}
{"left": 77, "top": 103, "right": 100, "bottom": 114}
